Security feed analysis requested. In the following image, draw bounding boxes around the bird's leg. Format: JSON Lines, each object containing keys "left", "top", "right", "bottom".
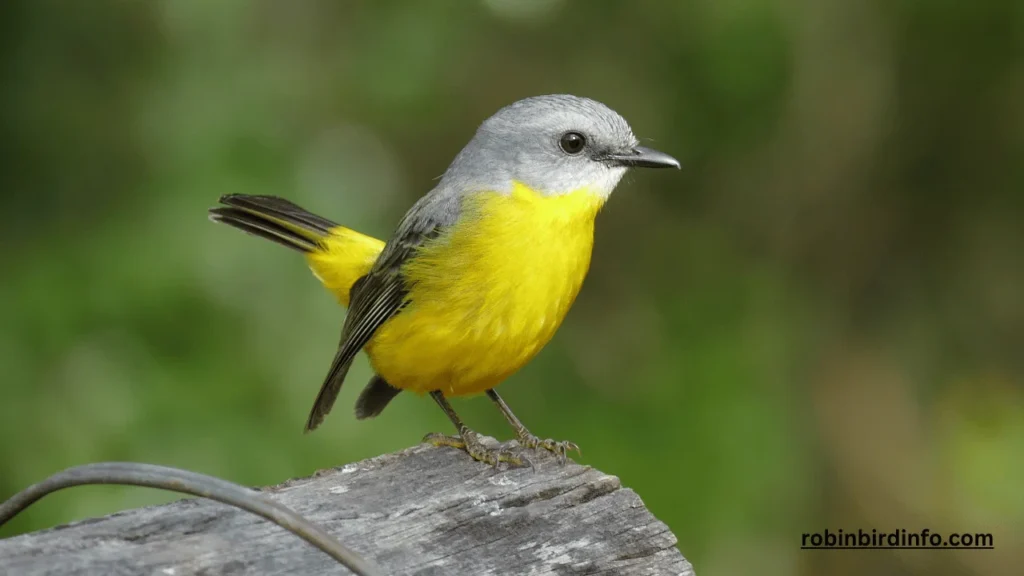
{"left": 423, "top": 390, "right": 525, "bottom": 467}
{"left": 486, "top": 389, "right": 579, "bottom": 463}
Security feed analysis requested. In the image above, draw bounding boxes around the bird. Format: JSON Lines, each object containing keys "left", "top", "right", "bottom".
{"left": 209, "top": 94, "right": 679, "bottom": 466}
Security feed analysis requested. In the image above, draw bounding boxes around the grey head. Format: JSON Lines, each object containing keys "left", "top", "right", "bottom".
{"left": 438, "top": 94, "right": 679, "bottom": 200}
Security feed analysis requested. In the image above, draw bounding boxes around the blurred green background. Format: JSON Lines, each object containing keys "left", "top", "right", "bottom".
{"left": 1, "top": 1, "right": 1021, "bottom": 575}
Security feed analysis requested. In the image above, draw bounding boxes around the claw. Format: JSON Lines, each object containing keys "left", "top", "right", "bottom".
{"left": 424, "top": 431, "right": 527, "bottom": 468}
{"left": 545, "top": 440, "right": 580, "bottom": 464}
{"left": 513, "top": 450, "right": 537, "bottom": 470}
{"left": 423, "top": 432, "right": 466, "bottom": 450}
{"left": 467, "top": 444, "right": 524, "bottom": 468}
{"left": 516, "top": 433, "right": 580, "bottom": 464}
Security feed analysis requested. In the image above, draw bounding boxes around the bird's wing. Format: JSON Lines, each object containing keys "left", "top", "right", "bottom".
{"left": 304, "top": 192, "right": 462, "bottom": 431}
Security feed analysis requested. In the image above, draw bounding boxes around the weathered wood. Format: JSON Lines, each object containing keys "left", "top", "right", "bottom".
{"left": 0, "top": 441, "right": 693, "bottom": 575}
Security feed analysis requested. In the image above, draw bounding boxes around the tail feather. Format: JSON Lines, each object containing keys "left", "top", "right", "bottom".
{"left": 218, "top": 194, "right": 338, "bottom": 236}
{"left": 210, "top": 195, "right": 400, "bottom": 425}
{"left": 209, "top": 206, "right": 320, "bottom": 252}
{"left": 209, "top": 194, "right": 339, "bottom": 253}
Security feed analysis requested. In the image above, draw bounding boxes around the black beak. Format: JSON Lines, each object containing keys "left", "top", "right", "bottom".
{"left": 604, "top": 145, "right": 680, "bottom": 169}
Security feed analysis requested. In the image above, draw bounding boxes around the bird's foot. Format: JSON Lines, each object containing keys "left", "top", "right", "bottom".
{"left": 424, "top": 430, "right": 529, "bottom": 468}
{"left": 516, "top": 432, "right": 580, "bottom": 464}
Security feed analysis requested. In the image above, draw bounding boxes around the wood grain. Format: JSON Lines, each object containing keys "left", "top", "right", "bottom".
{"left": 0, "top": 442, "right": 693, "bottom": 575}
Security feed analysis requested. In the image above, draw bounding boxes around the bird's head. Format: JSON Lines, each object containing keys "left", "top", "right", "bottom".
{"left": 442, "top": 94, "right": 679, "bottom": 200}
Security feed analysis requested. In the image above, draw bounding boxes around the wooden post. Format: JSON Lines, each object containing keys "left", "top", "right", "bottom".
{"left": 0, "top": 442, "right": 693, "bottom": 575}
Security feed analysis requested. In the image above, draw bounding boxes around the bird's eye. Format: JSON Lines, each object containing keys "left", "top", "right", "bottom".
{"left": 558, "top": 131, "right": 587, "bottom": 155}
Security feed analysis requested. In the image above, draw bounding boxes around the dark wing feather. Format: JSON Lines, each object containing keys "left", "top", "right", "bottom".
{"left": 303, "top": 198, "right": 455, "bottom": 431}
{"left": 304, "top": 273, "right": 406, "bottom": 431}
{"left": 354, "top": 375, "right": 403, "bottom": 420}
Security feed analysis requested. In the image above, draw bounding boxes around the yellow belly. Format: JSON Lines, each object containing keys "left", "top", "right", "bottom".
{"left": 365, "top": 183, "right": 604, "bottom": 396}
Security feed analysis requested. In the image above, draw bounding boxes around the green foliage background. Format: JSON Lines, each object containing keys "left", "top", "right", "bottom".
{"left": 1, "top": 1, "right": 1021, "bottom": 575}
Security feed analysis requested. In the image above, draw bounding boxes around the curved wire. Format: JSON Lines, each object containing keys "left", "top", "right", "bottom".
{"left": 0, "top": 462, "right": 383, "bottom": 576}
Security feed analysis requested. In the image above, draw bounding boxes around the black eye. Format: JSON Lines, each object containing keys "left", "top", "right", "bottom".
{"left": 558, "top": 131, "right": 587, "bottom": 155}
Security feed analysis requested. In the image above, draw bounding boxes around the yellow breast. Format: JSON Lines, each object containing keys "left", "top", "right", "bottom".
{"left": 366, "top": 182, "right": 604, "bottom": 396}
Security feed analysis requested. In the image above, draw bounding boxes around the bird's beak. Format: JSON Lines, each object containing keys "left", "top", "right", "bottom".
{"left": 604, "top": 145, "right": 681, "bottom": 169}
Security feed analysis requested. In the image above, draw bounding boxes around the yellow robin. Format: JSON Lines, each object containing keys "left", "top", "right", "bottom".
{"left": 209, "top": 95, "right": 679, "bottom": 465}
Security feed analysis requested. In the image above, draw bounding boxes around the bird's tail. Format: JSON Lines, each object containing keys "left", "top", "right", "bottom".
{"left": 209, "top": 194, "right": 336, "bottom": 253}
{"left": 209, "top": 194, "right": 385, "bottom": 307}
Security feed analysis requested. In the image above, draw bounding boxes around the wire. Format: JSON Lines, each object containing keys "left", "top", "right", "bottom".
{"left": 0, "top": 462, "right": 383, "bottom": 576}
